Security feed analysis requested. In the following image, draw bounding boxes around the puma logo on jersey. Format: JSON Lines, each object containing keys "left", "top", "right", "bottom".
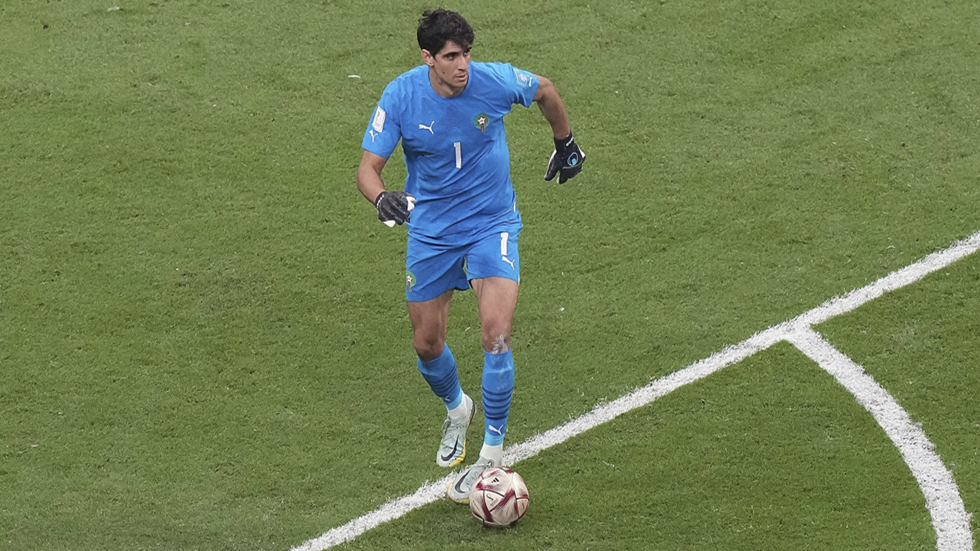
{"left": 501, "top": 256, "right": 516, "bottom": 270}
{"left": 419, "top": 121, "right": 435, "bottom": 134}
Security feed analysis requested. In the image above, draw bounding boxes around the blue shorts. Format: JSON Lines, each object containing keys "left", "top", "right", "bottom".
{"left": 406, "top": 225, "right": 521, "bottom": 302}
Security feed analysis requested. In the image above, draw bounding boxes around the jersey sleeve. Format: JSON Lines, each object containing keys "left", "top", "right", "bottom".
{"left": 483, "top": 62, "right": 540, "bottom": 108}
{"left": 361, "top": 82, "right": 403, "bottom": 158}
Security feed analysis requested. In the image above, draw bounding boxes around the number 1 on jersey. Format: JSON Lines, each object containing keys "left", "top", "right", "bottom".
{"left": 454, "top": 142, "right": 461, "bottom": 169}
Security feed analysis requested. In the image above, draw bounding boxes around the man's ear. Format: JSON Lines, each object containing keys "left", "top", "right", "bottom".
{"left": 420, "top": 49, "right": 435, "bottom": 67}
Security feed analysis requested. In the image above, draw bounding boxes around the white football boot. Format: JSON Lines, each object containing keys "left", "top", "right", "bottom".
{"left": 436, "top": 394, "right": 475, "bottom": 468}
{"left": 447, "top": 455, "right": 497, "bottom": 504}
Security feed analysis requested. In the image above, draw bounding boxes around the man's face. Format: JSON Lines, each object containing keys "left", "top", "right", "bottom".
{"left": 422, "top": 40, "right": 471, "bottom": 97}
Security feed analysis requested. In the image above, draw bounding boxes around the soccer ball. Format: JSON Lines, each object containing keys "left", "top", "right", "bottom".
{"left": 468, "top": 467, "right": 529, "bottom": 527}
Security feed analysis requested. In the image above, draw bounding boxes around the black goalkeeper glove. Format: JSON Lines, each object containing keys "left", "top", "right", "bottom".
{"left": 375, "top": 190, "right": 416, "bottom": 227}
{"left": 544, "top": 132, "right": 585, "bottom": 184}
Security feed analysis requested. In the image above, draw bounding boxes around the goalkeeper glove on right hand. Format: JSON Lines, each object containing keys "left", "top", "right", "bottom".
{"left": 375, "top": 190, "right": 416, "bottom": 227}
{"left": 544, "top": 132, "right": 585, "bottom": 184}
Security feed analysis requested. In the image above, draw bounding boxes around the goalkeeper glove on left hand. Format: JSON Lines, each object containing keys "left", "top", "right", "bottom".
{"left": 375, "top": 190, "right": 416, "bottom": 227}
{"left": 544, "top": 132, "right": 585, "bottom": 184}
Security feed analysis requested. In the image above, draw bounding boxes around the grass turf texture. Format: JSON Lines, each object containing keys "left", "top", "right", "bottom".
{"left": 339, "top": 343, "right": 938, "bottom": 550}
{"left": 817, "top": 253, "right": 980, "bottom": 544}
{"left": 1, "top": 0, "right": 977, "bottom": 549}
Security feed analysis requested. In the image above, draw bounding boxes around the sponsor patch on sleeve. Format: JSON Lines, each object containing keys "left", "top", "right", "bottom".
{"left": 371, "top": 106, "right": 386, "bottom": 133}
{"left": 513, "top": 69, "right": 534, "bottom": 88}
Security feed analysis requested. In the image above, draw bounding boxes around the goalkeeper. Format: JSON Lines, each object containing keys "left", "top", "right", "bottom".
{"left": 356, "top": 8, "right": 585, "bottom": 504}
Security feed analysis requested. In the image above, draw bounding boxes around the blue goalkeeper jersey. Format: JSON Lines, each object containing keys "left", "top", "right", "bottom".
{"left": 362, "top": 61, "right": 540, "bottom": 241}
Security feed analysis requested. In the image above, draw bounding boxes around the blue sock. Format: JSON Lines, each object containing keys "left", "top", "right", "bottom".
{"left": 417, "top": 344, "right": 463, "bottom": 409}
{"left": 482, "top": 349, "right": 514, "bottom": 446}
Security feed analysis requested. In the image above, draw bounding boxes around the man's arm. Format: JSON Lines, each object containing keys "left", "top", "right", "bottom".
{"left": 534, "top": 75, "right": 585, "bottom": 183}
{"left": 357, "top": 149, "right": 415, "bottom": 226}
{"left": 357, "top": 149, "right": 389, "bottom": 205}
{"left": 533, "top": 76, "right": 570, "bottom": 139}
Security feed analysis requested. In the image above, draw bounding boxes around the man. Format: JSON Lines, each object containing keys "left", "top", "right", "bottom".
{"left": 356, "top": 8, "right": 585, "bottom": 504}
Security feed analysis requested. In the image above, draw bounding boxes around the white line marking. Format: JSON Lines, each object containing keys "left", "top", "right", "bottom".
{"left": 506, "top": 328, "right": 786, "bottom": 465}
{"left": 787, "top": 327, "right": 974, "bottom": 551}
{"left": 293, "top": 478, "right": 455, "bottom": 551}
{"left": 795, "top": 232, "right": 980, "bottom": 328}
{"left": 292, "top": 230, "right": 980, "bottom": 551}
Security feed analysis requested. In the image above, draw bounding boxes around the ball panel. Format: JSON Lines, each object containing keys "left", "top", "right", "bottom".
{"left": 510, "top": 470, "right": 529, "bottom": 518}
{"left": 468, "top": 467, "right": 529, "bottom": 527}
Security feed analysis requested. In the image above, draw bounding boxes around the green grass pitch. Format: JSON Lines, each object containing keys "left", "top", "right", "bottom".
{"left": 1, "top": 0, "right": 977, "bottom": 550}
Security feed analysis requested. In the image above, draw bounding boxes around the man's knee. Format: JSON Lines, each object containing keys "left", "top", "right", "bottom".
{"left": 414, "top": 332, "right": 446, "bottom": 361}
{"left": 481, "top": 331, "right": 511, "bottom": 354}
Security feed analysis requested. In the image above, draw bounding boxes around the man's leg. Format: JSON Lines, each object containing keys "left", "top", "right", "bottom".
{"left": 447, "top": 276, "right": 519, "bottom": 503}
{"left": 472, "top": 276, "right": 519, "bottom": 462}
{"left": 409, "top": 290, "right": 475, "bottom": 467}
{"left": 408, "top": 288, "right": 453, "bottom": 362}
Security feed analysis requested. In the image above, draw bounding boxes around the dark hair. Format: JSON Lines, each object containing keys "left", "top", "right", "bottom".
{"left": 417, "top": 8, "right": 474, "bottom": 55}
